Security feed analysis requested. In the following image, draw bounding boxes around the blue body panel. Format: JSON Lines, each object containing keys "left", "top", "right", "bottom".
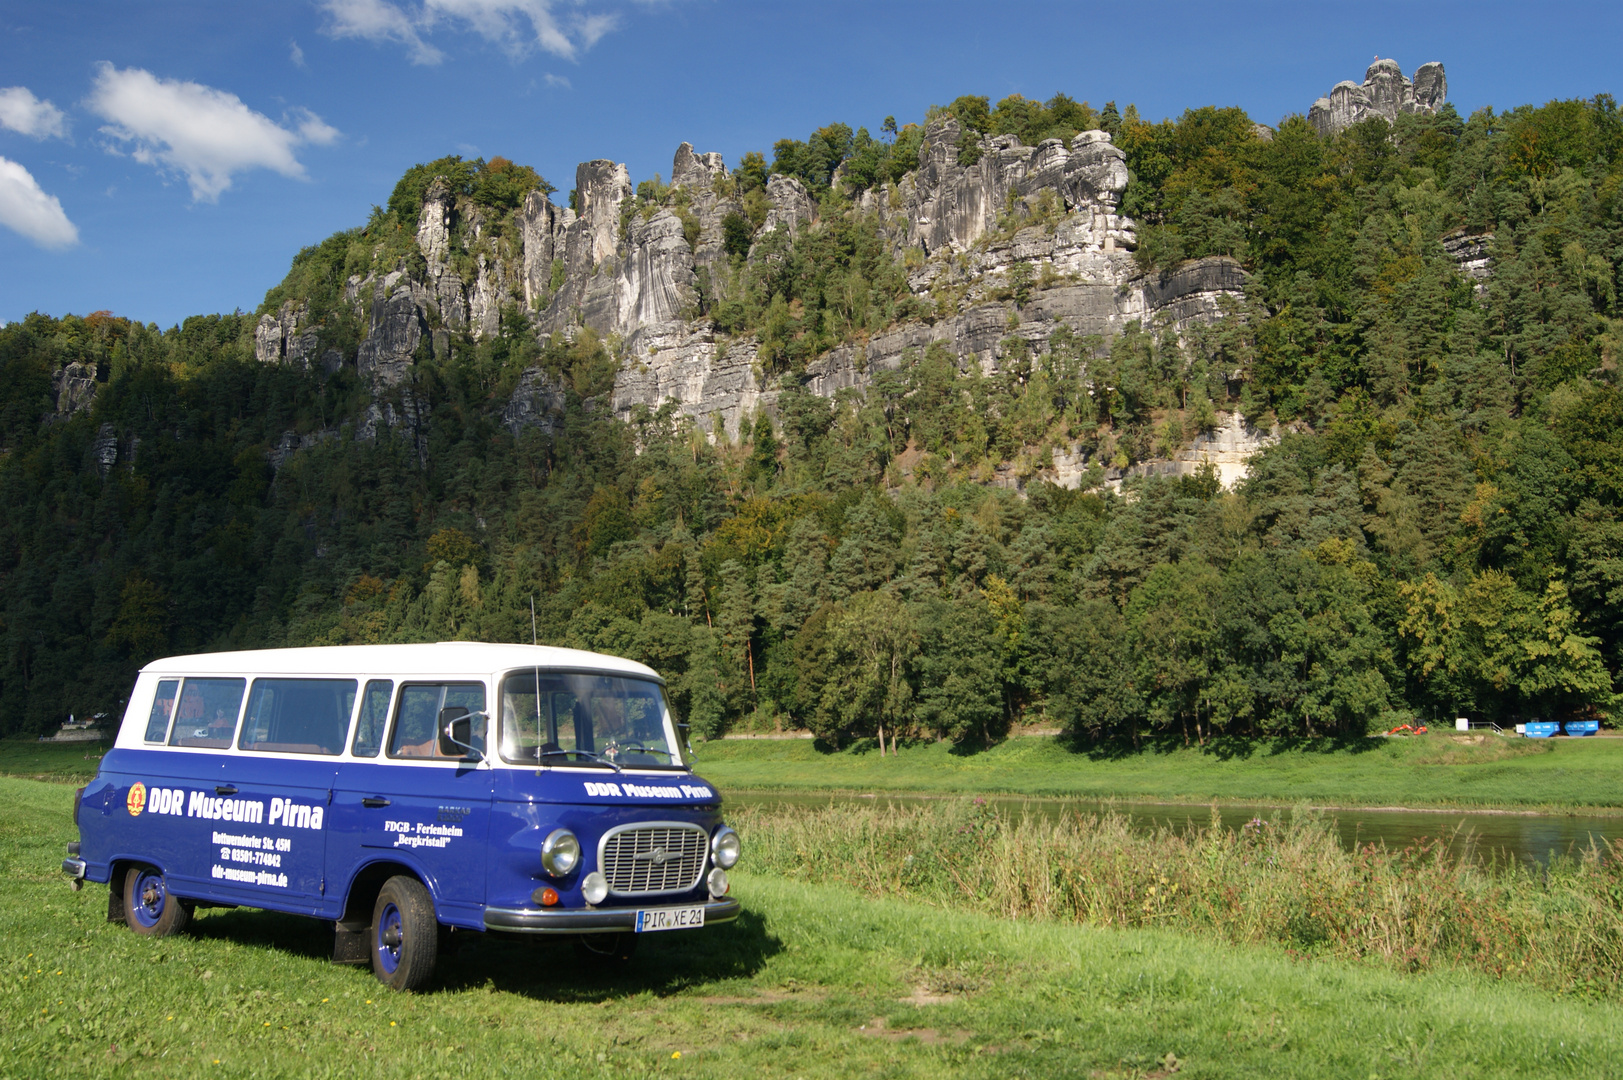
{"left": 79, "top": 746, "right": 725, "bottom": 929}
{"left": 81, "top": 748, "right": 338, "bottom": 917}
{"left": 486, "top": 768, "right": 722, "bottom": 913}
{"left": 329, "top": 761, "right": 493, "bottom": 929}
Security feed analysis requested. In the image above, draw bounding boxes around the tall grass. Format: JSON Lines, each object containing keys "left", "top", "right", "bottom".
{"left": 734, "top": 800, "right": 1623, "bottom": 998}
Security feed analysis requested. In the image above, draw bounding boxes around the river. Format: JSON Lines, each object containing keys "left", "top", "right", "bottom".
{"left": 728, "top": 790, "right": 1622, "bottom": 867}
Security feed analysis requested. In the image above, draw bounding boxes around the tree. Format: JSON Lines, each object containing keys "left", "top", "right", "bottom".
{"left": 914, "top": 595, "right": 1005, "bottom": 743}
{"left": 811, "top": 590, "right": 918, "bottom": 748}
{"left": 1127, "top": 559, "right": 1220, "bottom": 744}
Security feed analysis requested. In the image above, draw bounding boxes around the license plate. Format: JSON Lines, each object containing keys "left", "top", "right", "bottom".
{"left": 634, "top": 906, "right": 705, "bottom": 933}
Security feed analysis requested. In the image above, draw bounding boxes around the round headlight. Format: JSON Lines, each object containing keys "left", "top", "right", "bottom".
{"left": 582, "top": 870, "right": 609, "bottom": 905}
{"left": 707, "top": 868, "right": 729, "bottom": 897}
{"left": 541, "top": 828, "right": 580, "bottom": 877}
{"left": 711, "top": 826, "right": 741, "bottom": 869}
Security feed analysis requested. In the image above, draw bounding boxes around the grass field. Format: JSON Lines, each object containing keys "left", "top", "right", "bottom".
{"left": 0, "top": 740, "right": 110, "bottom": 783}
{"left": 693, "top": 733, "right": 1623, "bottom": 811}
{"left": 14, "top": 732, "right": 1623, "bottom": 812}
{"left": 5, "top": 776, "right": 1623, "bottom": 1078}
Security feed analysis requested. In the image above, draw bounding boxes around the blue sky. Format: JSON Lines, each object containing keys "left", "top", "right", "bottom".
{"left": 1, "top": 0, "right": 1619, "bottom": 329}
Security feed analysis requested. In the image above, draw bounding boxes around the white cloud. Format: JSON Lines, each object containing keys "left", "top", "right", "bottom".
{"left": 289, "top": 40, "right": 306, "bottom": 67}
{"left": 0, "top": 156, "right": 78, "bottom": 249}
{"left": 543, "top": 72, "right": 571, "bottom": 89}
{"left": 319, "top": 0, "right": 623, "bottom": 63}
{"left": 85, "top": 64, "right": 340, "bottom": 202}
{"left": 572, "top": 12, "right": 618, "bottom": 50}
{"left": 320, "top": 0, "right": 444, "bottom": 65}
{"left": 0, "top": 87, "right": 68, "bottom": 140}
{"left": 290, "top": 107, "right": 341, "bottom": 146}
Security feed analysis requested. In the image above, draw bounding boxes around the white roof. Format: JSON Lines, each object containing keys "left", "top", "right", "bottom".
{"left": 139, "top": 642, "right": 662, "bottom": 682}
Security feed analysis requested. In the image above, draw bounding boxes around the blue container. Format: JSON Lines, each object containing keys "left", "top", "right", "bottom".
{"left": 1564, "top": 720, "right": 1600, "bottom": 737}
{"left": 1524, "top": 722, "right": 1561, "bottom": 738}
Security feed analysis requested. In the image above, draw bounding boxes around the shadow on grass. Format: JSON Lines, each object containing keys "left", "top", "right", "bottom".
{"left": 434, "top": 908, "right": 781, "bottom": 1001}
{"left": 188, "top": 905, "right": 782, "bottom": 1002}
{"left": 189, "top": 907, "right": 334, "bottom": 963}
{"left": 1069, "top": 730, "right": 1388, "bottom": 763}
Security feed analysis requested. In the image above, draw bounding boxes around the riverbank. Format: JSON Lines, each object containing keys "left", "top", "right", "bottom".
{"left": 10, "top": 732, "right": 1623, "bottom": 813}
{"left": 733, "top": 799, "right": 1623, "bottom": 999}
{"left": 695, "top": 731, "right": 1623, "bottom": 813}
{"left": 5, "top": 776, "right": 1622, "bottom": 1078}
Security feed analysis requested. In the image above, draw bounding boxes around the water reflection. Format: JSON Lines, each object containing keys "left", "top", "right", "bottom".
{"left": 728, "top": 791, "right": 1623, "bottom": 867}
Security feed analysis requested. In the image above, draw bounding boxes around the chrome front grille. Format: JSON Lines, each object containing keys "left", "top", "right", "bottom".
{"left": 598, "top": 823, "right": 707, "bottom": 896}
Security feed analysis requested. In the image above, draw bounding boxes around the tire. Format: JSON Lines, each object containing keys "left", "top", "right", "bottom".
{"left": 574, "top": 932, "right": 638, "bottom": 962}
{"left": 122, "top": 865, "right": 191, "bottom": 937}
{"left": 371, "top": 876, "right": 438, "bottom": 992}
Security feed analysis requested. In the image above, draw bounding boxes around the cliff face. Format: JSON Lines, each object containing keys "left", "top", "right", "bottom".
{"left": 1307, "top": 59, "right": 1447, "bottom": 137}
{"left": 261, "top": 120, "right": 1258, "bottom": 486}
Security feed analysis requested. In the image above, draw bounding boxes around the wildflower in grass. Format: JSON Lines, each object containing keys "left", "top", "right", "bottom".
{"left": 672, "top": 1051, "right": 682, "bottom": 1058}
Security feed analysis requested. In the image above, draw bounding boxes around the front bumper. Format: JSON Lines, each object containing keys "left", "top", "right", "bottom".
{"left": 484, "top": 896, "right": 741, "bottom": 934}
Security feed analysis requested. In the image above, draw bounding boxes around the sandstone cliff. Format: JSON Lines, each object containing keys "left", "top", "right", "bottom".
{"left": 260, "top": 119, "right": 1261, "bottom": 488}
{"left": 1307, "top": 59, "right": 1447, "bottom": 137}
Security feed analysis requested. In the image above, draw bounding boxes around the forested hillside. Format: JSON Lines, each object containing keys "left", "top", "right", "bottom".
{"left": 3, "top": 87, "right": 1622, "bottom": 746}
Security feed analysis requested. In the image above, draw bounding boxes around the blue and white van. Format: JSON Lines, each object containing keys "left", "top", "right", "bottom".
{"left": 62, "top": 642, "right": 741, "bottom": 990}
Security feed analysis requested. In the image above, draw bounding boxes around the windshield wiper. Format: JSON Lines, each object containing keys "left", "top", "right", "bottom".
{"left": 538, "top": 748, "right": 622, "bottom": 773}
{"left": 606, "top": 741, "right": 676, "bottom": 759}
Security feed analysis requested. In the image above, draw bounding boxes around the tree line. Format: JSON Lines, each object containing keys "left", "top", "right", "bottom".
{"left": 1, "top": 87, "right": 1621, "bottom": 748}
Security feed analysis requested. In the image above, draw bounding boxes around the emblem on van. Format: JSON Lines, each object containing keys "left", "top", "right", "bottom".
{"left": 634, "top": 847, "right": 670, "bottom": 865}
{"left": 127, "top": 782, "right": 147, "bottom": 816}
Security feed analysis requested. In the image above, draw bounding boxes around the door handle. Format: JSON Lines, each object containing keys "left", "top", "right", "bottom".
{"left": 215, "top": 785, "right": 238, "bottom": 796}
{"left": 361, "top": 797, "right": 391, "bottom": 808}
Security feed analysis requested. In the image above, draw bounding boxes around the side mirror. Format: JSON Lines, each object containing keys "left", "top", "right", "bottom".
{"left": 438, "top": 706, "right": 482, "bottom": 760}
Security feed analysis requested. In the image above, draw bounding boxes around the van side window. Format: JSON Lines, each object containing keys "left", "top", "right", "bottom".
{"left": 144, "top": 680, "right": 180, "bottom": 743}
{"left": 239, "top": 679, "right": 358, "bottom": 755}
{"left": 351, "top": 680, "right": 393, "bottom": 758}
{"left": 168, "top": 678, "right": 247, "bottom": 749}
{"left": 389, "top": 683, "right": 485, "bottom": 759}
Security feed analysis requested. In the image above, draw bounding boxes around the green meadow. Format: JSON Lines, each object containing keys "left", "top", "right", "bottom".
{"left": 694, "top": 733, "right": 1623, "bottom": 811}
{"left": 14, "top": 732, "right": 1623, "bottom": 812}
{"left": 5, "top": 776, "right": 1623, "bottom": 1078}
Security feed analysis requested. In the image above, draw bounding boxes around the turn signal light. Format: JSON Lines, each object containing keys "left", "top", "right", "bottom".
{"left": 536, "top": 887, "right": 560, "bottom": 907}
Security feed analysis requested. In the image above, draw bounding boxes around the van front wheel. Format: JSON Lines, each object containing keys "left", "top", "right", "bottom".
{"left": 123, "top": 865, "right": 191, "bottom": 937}
{"left": 371, "top": 876, "right": 438, "bottom": 992}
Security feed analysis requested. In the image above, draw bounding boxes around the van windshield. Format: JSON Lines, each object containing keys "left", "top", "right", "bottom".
{"left": 499, "top": 670, "right": 685, "bottom": 770}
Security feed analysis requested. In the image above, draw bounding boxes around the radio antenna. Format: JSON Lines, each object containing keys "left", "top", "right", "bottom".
{"left": 531, "top": 595, "right": 544, "bottom": 750}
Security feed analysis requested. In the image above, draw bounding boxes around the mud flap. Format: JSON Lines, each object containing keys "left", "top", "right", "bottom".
{"left": 332, "top": 918, "right": 371, "bottom": 965}
{"left": 106, "top": 882, "right": 125, "bottom": 924}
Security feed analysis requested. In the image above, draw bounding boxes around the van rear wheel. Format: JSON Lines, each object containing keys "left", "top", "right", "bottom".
{"left": 122, "top": 865, "right": 191, "bottom": 937}
{"left": 371, "top": 876, "right": 438, "bottom": 992}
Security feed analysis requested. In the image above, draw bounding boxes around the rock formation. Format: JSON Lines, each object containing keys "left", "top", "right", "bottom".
{"left": 275, "top": 117, "right": 1257, "bottom": 487}
{"left": 50, "top": 361, "right": 99, "bottom": 418}
{"left": 1441, "top": 227, "right": 1493, "bottom": 292}
{"left": 1308, "top": 59, "right": 1446, "bottom": 137}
